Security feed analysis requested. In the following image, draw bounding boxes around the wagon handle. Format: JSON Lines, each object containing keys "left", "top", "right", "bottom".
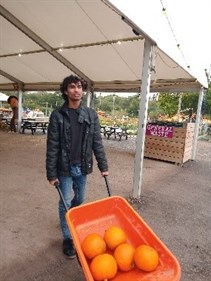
{"left": 54, "top": 183, "right": 68, "bottom": 212}
{"left": 104, "top": 175, "right": 112, "bottom": 197}
{"left": 55, "top": 177, "right": 111, "bottom": 211}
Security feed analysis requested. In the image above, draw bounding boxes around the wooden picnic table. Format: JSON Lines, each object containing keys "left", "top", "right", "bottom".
{"left": 1, "top": 117, "right": 11, "bottom": 125}
{"left": 100, "top": 125, "right": 128, "bottom": 141}
{"left": 21, "top": 119, "right": 49, "bottom": 135}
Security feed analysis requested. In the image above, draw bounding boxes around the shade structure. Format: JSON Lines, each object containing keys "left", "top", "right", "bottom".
{"left": 0, "top": 92, "right": 9, "bottom": 102}
{"left": 0, "top": 0, "right": 207, "bottom": 198}
{"left": 0, "top": 0, "right": 207, "bottom": 92}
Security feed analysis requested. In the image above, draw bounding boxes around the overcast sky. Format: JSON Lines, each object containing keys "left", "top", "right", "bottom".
{"left": 111, "top": 0, "right": 211, "bottom": 87}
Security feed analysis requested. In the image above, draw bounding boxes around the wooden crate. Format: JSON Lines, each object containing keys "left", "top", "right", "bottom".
{"left": 144, "top": 123, "right": 195, "bottom": 165}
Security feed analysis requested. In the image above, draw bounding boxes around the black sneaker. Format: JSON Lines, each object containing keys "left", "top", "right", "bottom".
{"left": 63, "top": 238, "right": 76, "bottom": 259}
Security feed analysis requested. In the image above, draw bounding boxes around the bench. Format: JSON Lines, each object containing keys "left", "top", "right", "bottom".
{"left": 22, "top": 120, "right": 49, "bottom": 135}
{"left": 116, "top": 128, "right": 128, "bottom": 141}
{"left": 101, "top": 126, "right": 128, "bottom": 141}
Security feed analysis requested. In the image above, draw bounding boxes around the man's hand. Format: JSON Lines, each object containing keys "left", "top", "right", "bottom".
{"left": 101, "top": 171, "right": 109, "bottom": 177}
{"left": 49, "top": 179, "right": 59, "bottom": 186}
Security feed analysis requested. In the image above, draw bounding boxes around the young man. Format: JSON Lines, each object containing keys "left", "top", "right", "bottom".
{"left": 7, "top": 95, "right": 18, "bottom": 132}
{"left": 46, "top": 75, "right": 109, "bottom": 258}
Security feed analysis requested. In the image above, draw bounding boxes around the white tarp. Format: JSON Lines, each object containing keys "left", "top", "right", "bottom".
{"left": 0, "top": 0, "right": 206, "bottom": 198}
{"left": 0, "top": 92, "right": 9, "bottom": 101}
{"left": 0, "top": 0, "right": 207, "bottom": 92}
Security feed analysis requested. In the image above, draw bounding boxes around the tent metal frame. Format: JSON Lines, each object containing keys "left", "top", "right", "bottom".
{"left": 0, "top": 0, "right": 206, "bottom": 198}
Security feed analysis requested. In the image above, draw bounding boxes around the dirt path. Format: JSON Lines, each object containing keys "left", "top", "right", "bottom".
{"left": 0, "top": 131, "right": 210, "bottom": 281}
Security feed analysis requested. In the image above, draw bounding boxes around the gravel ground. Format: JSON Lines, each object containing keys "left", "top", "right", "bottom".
{"left": 0, "top": 131, "right": 210, "bottom": 281}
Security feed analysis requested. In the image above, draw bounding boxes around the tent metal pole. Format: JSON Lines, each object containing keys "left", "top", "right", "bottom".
{"left": 132, "top": 40, "right": 153, "bottom": 198}
{"left": 191, "top": 87, "right": 204, "bottom": 160}
{"left": 17, "top": 88, "right": 23, "bottom": 132}
{"left": 86, "top": 92, "right": 92, "bottom": 108}
{"left": 177, "top": 93, "right": 182, "bottom": 121}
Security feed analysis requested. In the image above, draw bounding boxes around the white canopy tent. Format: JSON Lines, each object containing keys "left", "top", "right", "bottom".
{"left": 0, "top": 0, "right": 207, "bottom": 198}
{"left": 0, "top": 92, "right": 9, "bottom": 102}
{"left": 0, "top": 92, "right": 9, "bottom": 108}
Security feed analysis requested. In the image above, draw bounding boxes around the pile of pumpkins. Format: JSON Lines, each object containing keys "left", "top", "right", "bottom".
{"left": 81, "top": 225, "right": 159, "bottom": 281}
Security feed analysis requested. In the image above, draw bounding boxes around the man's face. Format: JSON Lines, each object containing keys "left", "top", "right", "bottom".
{"left": 66, "top": 82, "right": 83, "bottom": 101}
{"left": 9, "top": 98, "right": 18, "bottom": 108}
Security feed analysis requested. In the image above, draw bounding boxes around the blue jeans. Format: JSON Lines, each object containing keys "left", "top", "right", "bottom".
{"left": 58, "top": 164, "right": 86, "bottom": 240}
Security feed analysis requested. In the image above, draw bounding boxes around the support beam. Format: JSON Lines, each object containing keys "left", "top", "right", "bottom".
{"left": 86, "top": 92, "right": 92, "bottom": 108}
{"left": 0, "top": 5, "right": 92, "bottom": 85}
{"left": 191, "top": 87, "right": 204, "bottom": 160}
{"left": 0, "top": 69, "right": 24, "bottom": 85}
{"left": 132, "top": 40, "right": 153, "bottom": 198}
{"left": 17, "top": 88, "right": 23, "bottom": 132}
{"left": 177, "top": 93, "right": 182, "bottom": 121}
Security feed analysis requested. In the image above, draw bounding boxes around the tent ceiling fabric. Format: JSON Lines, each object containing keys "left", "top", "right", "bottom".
{"left": 0, "top": 92, "right": 9, "bottom": 101}
{"left": 0, "top": 0, "right": 206, "bottom": 92}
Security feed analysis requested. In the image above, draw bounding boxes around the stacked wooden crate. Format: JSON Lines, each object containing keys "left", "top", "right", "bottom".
{"left": 144, "top": 123, "right": 195, "bottom": 165}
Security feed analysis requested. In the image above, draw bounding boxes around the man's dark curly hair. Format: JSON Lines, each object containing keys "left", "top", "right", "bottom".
{"left": 7, "top": 95, "right": 18, "bottom": 104}
{"left": 60, "top": 75, "right": 87, "bottom": 101}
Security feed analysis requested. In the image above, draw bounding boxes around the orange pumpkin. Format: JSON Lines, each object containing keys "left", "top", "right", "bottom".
{"left": 114, "top": 243, "right": 135, "bottom": 272}
{"left": 104, "top": 226, "right": 127, "bottom": 250}
{"left": 134, "top": 244, "right": 159, "bottom": 272}
{"left": 90, "top": 253, "right": 118, "bottom": 281}
{"left": 81, "top": 233, "right": 106, "bottom": 259}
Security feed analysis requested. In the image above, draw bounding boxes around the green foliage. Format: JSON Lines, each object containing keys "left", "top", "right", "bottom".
{"left": 99, "top": 115, "right": 138, "bottom": 134}
{"left": 203, "top": 87, "right": 211, "bottom": 116}
{"left": 181, "top": 93, "right": 198, "bottom": 112}
{"left": 93, "top": 94, "right": 140, "bottom": 117}
{"left": 4, "top": 88, "right": 209, "bottom": 121}
{"left": 95, "top": 95, "right": 114, "bottom": 112}
{"left": 22, "top": 91, "right": 63, "bottom": 115}
{"left": 157, "top": 93, "right": 180, "bottom": 117}
{"left": 127, "top": 95, "right": 139, "bottom": 117}
{"left": 148, "top": 100, "right": 163, "bottom": 120}
{"left": 203, "top": 67, "right": 211, "bottom": 118}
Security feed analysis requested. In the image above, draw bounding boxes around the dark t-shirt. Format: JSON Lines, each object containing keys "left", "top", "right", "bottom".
{"left": 68, "top": 108, "right": 84, "bottom": 165}
{"left": 12, "top": 107, "right": 18, "bottom": 119}
{"left": 10, "top": 106, "right": 18, "bottom": 132}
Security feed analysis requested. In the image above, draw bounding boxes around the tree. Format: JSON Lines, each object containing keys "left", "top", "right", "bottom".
{"left": 204, "top": 67, "right": 211, "bottom": 117}
{"left": 148, "top": 100, "right": 163, "bottom": 120}
{"left": 203, "top": 87, "right": 211, "bottom": 116}
{"left": 22, "top": 91, "right": 63, "bottom": 114}
{"left": 157, "top": 93, "right": 180, "bottom": 117}
{"left": 98, "top": 95, "right": 114, "bottom": 112}
{"left": 127, "top": 95, "right": 139, "bottom": 117}
{"left": 181, "top": 93, "right": 198, "bottom": 112}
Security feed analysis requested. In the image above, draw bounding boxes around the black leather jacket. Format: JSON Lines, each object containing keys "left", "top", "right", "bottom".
{"left": 46, "top": 102, "right": 108, "bottom": 180}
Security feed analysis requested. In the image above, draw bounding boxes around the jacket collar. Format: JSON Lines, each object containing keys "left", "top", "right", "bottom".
{"left": 59, "top": 102, "right": 90, "bottom": 125}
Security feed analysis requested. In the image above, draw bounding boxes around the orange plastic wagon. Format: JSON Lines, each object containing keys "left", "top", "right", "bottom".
{"left": 65, "top": 195, "right": 181, "bottom": 281}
